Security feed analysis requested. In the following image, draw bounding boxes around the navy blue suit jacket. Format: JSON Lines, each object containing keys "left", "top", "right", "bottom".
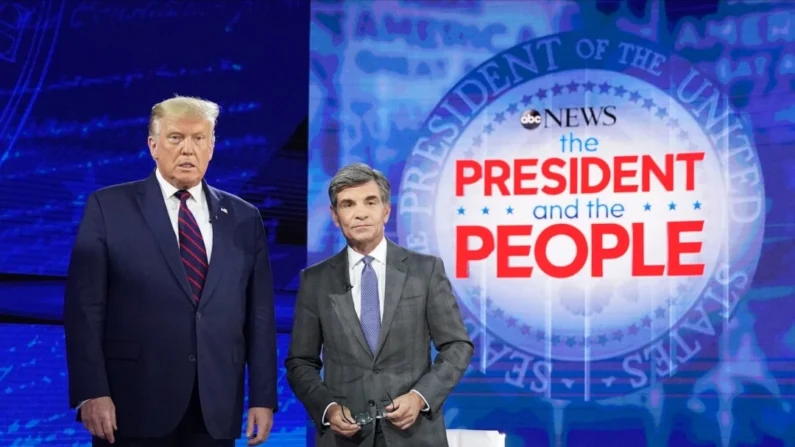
{"left": 64, "top": 172, "right": 278, "bottom": 439}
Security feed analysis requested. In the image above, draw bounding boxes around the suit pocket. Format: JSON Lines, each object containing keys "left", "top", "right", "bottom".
{"left": 103, "top": 341, "right": 141, "bottom": 361}
{"left": 398, "top": 294, "right": 424, "bottom": 305}
{"left": 397, "top": 294, "right": 426, "bottom": 313}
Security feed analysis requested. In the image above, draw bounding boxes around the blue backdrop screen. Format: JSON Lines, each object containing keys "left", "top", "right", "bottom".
{"left": 0, "top": 0, "right": 308, "bottom": 324}
{"left": 0, "top": 325, "right": 306, "bottom": 446}
{"left": 308, "top": 0, "right": 795, "bottom": 445}
{"left": 0, "top": 0, "right": 306, "bottom": 279}
{"left": 0, "top": 1, "right": 309, "bottom": 445}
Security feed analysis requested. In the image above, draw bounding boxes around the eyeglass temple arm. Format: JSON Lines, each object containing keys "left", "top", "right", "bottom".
{"left": 340, "top": 407, "right": 356, "bottom": 425}
{"left": 385, "top": 391, "right": 398, "bottom": 410}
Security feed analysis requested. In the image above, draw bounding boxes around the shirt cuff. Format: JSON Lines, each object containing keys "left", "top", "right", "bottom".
{"left": 321, "top": 402, "right": 337, "bottom": 426}
{"left": 76, "top": 399, "right": 91, "bottom": 411}
{"left": 410, "top": 390, "right": 430, "bottom": 412}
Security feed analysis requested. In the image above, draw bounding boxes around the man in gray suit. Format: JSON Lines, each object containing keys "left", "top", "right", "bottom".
{"left": 286, "top": 163, "right": 474, "bottom": 447}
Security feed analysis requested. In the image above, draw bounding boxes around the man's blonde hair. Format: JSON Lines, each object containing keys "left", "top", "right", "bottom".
{"left": 148, "top": 95, "right": 220, "bottom": 137}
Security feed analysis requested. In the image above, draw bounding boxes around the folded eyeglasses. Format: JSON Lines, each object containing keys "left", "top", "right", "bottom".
{"left": 342, "top": 391, "right": 398, "bottom": 426}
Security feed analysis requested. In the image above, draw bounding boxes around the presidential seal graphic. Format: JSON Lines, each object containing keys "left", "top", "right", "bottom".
{"left": 0, "top": 1, "right": 64, "bottom": 168}
{"left": 397, "top": 31, "right": 765, "bottom": 401}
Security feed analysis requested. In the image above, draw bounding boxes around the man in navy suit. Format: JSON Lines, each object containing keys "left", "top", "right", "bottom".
{"left": 64, "top": 95, "right": 278, "bottom": 446}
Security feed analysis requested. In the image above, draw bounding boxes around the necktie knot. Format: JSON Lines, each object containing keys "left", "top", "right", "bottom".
{"left": 175, "top": 190, "right": 191, "bottom": 203}
{"left": 362, "top": 255, "right": 374, "bottom": 266}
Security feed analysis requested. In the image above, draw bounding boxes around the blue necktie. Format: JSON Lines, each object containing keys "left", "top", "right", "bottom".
{"left": 360, "top": 255, "right": 381, "bottom": 354}
{"left": 174, "top": 190, "right": 208, "bottom": 302}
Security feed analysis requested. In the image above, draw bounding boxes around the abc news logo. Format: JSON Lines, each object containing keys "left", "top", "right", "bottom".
{"left": 520, "top": 106, "right": 617, "bottom": 130}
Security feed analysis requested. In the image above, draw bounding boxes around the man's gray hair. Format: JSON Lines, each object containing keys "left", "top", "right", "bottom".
{"left": 328, "top": 163, "right": 391, "bottom": 208}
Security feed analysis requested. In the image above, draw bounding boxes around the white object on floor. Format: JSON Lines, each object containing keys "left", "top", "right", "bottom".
{"left": 446, "top": 429, "right": 506, "bottom": 447}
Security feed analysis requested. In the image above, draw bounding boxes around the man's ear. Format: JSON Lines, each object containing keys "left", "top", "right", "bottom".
{"left": 148, "top": 136, "right": 157, "bottom": 160}
{"left": 383, "top": 203, "right": 391, "bottom": 224}
{"left": 330, "top": 206, "right": 340, "bottom": 228}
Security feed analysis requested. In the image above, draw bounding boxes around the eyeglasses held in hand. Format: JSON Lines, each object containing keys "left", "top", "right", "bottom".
{"left": 342, "top": 391, "right": 397, "bottom": 426}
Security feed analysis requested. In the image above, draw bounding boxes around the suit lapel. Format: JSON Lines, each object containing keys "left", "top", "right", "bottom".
{"left": 137, "top": 173, "right": 194, "bottom": 306}
{"left": 327, "top": 250, "right": 373, "bottom": 358}
{"left": 198, "top": 183, "right": 229, "bottom": 308}
{"left": 374, "top": 240, "right": 407, "bottom": 358}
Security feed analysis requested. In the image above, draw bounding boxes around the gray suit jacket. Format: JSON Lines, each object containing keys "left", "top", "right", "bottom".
{"left": 286, "top": 239, "right": 474, "bottom": 447}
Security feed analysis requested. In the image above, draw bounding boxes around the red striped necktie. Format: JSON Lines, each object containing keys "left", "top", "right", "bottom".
{"left": 174, "top": 190, "right": 208, "bottom": 302}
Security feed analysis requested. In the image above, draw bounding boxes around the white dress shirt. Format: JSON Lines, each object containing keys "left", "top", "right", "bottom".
{"left": 155, "top": 168, "right": 214, "bottom": 261}
{"left": 347, "top": 237, "right": 387, "bottom": 321}
{"left": 321, "top": 237, "right": 429, "bottom": 426}
{"left": 76, "top": 170, "right": 213, "bottom": 411}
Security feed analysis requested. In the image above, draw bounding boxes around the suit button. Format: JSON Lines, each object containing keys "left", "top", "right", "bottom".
{"left": 373, "top": 368, "right": 381, "bottom": 374}
{"left": 188, "top": 354, "right": 196, "bottom": 362}
{"left": 196, "top": 312, "right": 202, "bottom": 319}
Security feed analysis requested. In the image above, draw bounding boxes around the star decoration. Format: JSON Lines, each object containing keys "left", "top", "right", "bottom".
{"left": 566, "top": 80, "right": 579, "bottom": 92}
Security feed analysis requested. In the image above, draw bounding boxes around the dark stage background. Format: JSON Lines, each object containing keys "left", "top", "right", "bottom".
{"left": 2, "top": 0, "right": 795, "bottom": 446}
{"left": 0, "top": 0, "right": 309, "bottom": 445}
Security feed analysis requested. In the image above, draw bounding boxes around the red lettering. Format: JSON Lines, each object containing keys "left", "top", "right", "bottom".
{"left": 631, "top": 222, "right": 665, "bottom": 276}
{"left": 455, "top": 160, "right": 481, "bottom": 196}
{"left": 580, "top": 157, "right": 611, "bottom": 194}
{"left": 513, "top": 159, "right": 538, "bottom": 195}
{"left": 453, "top": 153, "right": 705, "bottom": 196}
{"left": 591, "top": 223, "right": 630, "bottom": 276}
{"left": 613, "top": 155, "right": 638, "bottom": 193}
{"left": 641, "top": 154, "right": 673, "bottom": 191}
{"left": 455, "top": 225, "right": 493, "bottom": 278}
{"left": 454, "top": 222, "right": 705, "bottom": 279}
{"left": 667, "top": 221, "right": 705, "bottom": 275}
{"left": 568, "top": 156, "right": 579, "bottom": 194}
{"left": 484, "top": 160, "right": 510, "bottom": 196}
{"left": 676, "top": 152, "right": 705, "bottom": 191}
{"left": 496, "top": 225, "right": 532, "bottom": 277}
{"left": 534, "top": 224, "right": 588, "bottom": 278}
{"left": 540, "top": 158, "right": 566, "bottom": 195}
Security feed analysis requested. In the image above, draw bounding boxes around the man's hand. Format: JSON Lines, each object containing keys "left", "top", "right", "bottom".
{"left": 385, "top": 392, "right": 424, "bottom": 431}
{"left": 80, "top": 397, "right": 117, "bottom": 443}
{"left": 246, "top": 407, "right": 274, "bottom": 445}
{"left": 326, "top": 403, "right": 360, "bottom": 437}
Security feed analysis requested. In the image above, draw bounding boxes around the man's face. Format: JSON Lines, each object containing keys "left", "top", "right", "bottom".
{"left": 331, "top": 180, "right": 390, "bottom": 250}
{"left": 148, "top": 115, "right": 214, "bottom": 189}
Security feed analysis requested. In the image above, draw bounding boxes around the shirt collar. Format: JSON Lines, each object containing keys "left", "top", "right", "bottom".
{"left": 347, "top": 236, "right": 387, "bottom": 270}
{"left": 155, "top": 168, "right": 205, "bottom": 203}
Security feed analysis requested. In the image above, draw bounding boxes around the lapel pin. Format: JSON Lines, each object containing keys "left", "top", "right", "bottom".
{"left": 220, "top": 207, "right": 228, "bottom": 214}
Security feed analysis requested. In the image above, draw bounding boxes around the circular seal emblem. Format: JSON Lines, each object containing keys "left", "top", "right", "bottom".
{"left": 0, "top": 0, "right": 64, "bottom": 169}
{"left": 397, "top": 30, "right": 765, "bottom": 402}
